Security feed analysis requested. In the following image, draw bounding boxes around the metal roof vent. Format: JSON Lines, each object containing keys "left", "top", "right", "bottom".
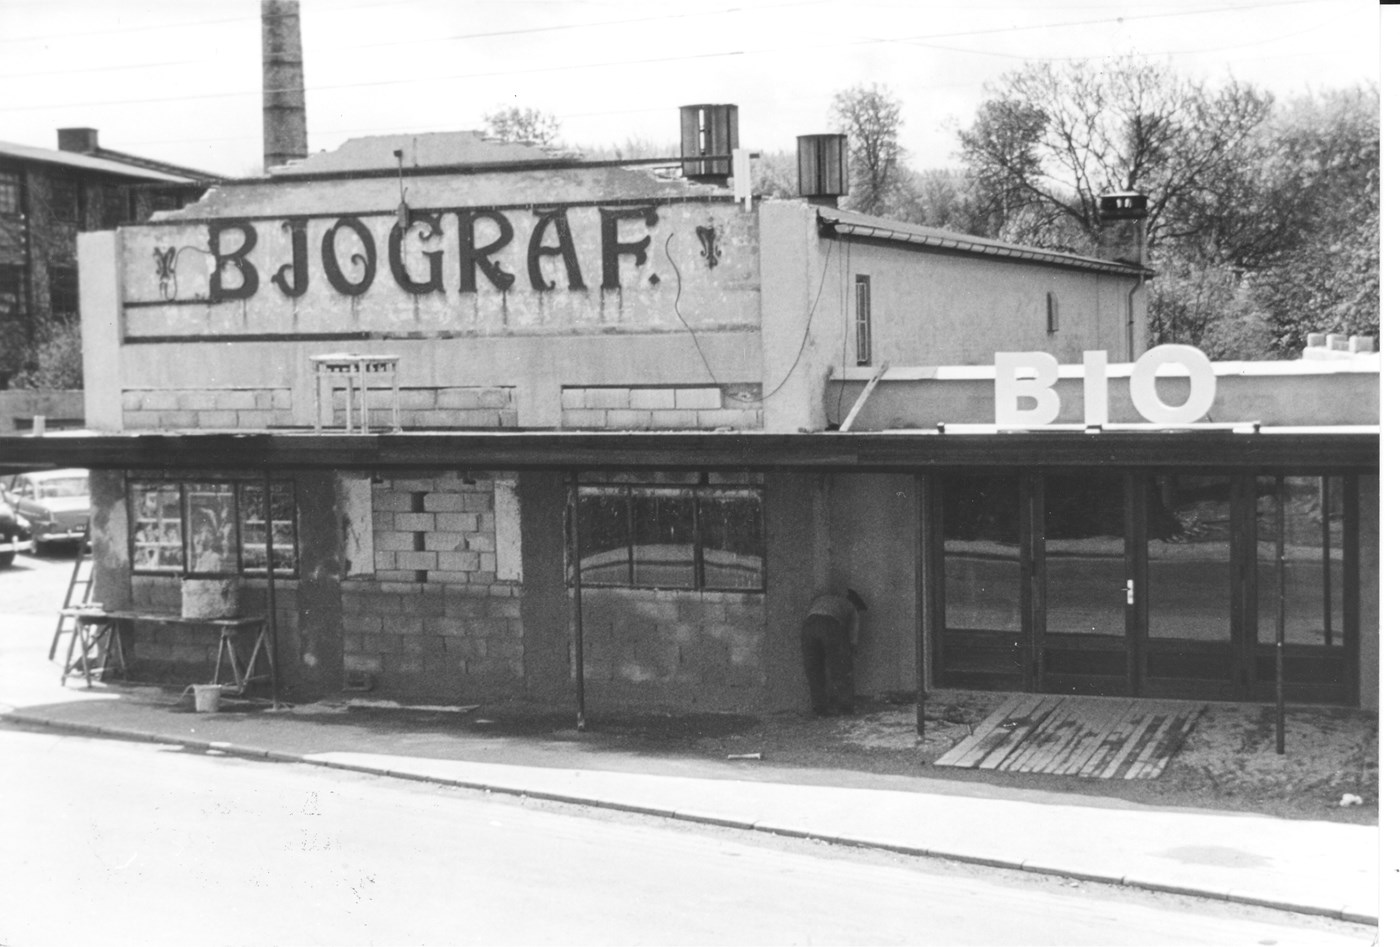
{"left": 1100, "top": 190, "right": 1148, "bottom": 221}
{"left": 1099, "top": 190, "right": 1149, "bottom": 265}
{"left": 797, "top": 134, "right": 848, "bottom": 207}
{"left": 680, "top": 104, "right": 739, "bottom": 184}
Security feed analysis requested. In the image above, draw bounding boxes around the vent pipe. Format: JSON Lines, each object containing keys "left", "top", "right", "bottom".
{"left": 679, "top": 104, "right": 739, "bottom": 183}
{"left": 262, "top": 0, "right": 309, "bottom": 172}
{"left": 797, "top": 134, "right": 848, "bottom": 207}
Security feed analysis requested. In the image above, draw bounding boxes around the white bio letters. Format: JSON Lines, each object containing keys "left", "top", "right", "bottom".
{"left": 994, "top": 344, "right": 1217, "bottom": 427}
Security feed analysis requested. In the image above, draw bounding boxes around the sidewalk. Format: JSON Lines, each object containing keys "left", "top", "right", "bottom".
{"left": 0, "top": 669, "right": 1379, "bottom": 927}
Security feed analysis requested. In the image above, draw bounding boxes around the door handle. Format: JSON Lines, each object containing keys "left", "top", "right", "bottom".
{"left": 1123, "top": 579, "right": 1135, "bottom": 605}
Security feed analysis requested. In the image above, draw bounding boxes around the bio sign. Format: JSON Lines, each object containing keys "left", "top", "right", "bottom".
{"left": 994, "top": 344, "right": 1217, "bottom": 427}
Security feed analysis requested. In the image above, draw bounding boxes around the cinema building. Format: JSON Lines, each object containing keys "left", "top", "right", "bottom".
{"left": 9, "top": 114, "right": 1378, "bottom": 715}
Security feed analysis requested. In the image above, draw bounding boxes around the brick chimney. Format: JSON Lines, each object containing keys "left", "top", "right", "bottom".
{"left": 262, "top": 0, "right": 309, "bottom": 171}
{"left": 57, "top": 128, "right": 100, "bottom": 153}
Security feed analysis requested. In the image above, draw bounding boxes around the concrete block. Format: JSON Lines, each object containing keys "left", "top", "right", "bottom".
{"left": 562, "top": 409, "right": 606, "bottom": 428}
{"left": 423, "top": 571, "right": 466, "bottom": 584}
{"left": 375, "top": 570, "right": 423, "bottom": 584}
{"left": 124, "top": 412, "right": 162, "bottom": 429}
{"left": 343, "top": 654, "right": 382, "bottom": 673}
{"left": 460, "top": 493, "right": 492, "bottom": 513}
{"left": 392, "top": 388, "right": 436, "bottom": 411}
{"left": 375, "top": 491, "right": 414, "bottom": 513}
{"left": 391, "top": 478, "right": 438, "bottom": 493}
{"left": 425, "top": 531, "right": 466, "bottom": 552}
{"left": 199, "top": 411, "right": 239, "bottom": 429}
{"left": 424, "top": 493, "right": 466, "bottom": 513}
{"left": 214, "top": 390, "right": 259, "bottom": 410}
{"left": 176, "top": 390, "right": 219, "bottom": 411}
{"left": 478, "top": 553, "right": 497, "bottom": 574}
{"left": 138, "top": 391, "right": 180, "bottom": 411}
{"left": 584, "top": 387, "right": 631, "bottom": 409}
{"left": 235, "top": 410, "right": 276, "bottom": 428}
{"left": 465, "top": 533, "right": 494, "bottom": 552}
{"left": 158, "top": 411, "right": 199, "bottom": 428}
{"left": 394, "top": 512, "right": 437, "bottom": 532}
{"left": 396, "top": 551, "right": 439, "bottom": 571}
{"left": 121, "top": 391, "right": 144, "bottom": 410}
{"left": 604, "top": 410, "right": 652, "bottom": 429}
{"left": 629, "top": 387, "right": 676, "bottom": 410}
{"left": 373, "top": 531, "right": 416, "bottom": 552}
{"left": 651, "top": 410, "right": 700, "bottom": 429}
{"left": 559, "top": 387, "right": 587, "bottom": 410}
{"left": 437, "top": 551, "right": 481, "bottom": 572}
{"left": 270, "top": 389, "right": 293, "bottom": 410}
{"left": 373, "top": 550, "right": 399, "bottom": 570}
{"left": 676, "top": 387, "right": 723, "bottom": 410}
{"left": 435, "top": 512, "right": 480, "bottom": 532}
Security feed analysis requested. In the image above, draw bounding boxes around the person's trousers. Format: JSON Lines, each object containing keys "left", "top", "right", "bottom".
{"left": 800, "top": 615, "right": 854, "bottom": 715}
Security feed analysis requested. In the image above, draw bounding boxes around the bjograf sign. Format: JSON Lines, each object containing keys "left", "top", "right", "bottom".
{"left": 994, "top": 345, "right": 1218, "bottom": 427}
{"left": 127, "top": 200, "right": 758, "bottom": 339}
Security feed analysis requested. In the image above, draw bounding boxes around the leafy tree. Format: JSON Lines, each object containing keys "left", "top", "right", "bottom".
{"left": 830, "top": 84, "right": 907, "bottom": 216}
{"left": 483, "top": 106, "right": 561, "bottom": 147}
{"left": 4, "top": 314, "right": 83, "bottom": 390}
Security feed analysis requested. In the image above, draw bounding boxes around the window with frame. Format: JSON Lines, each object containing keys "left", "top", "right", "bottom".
{"left": 130, "top": 480, "right": 298, "bottom": 576}
{"left": 855, "top": 274, "right": 872, "bottom": 366}
{"left": 0, "top": 265, "right": 25, "bottom": 320}
{"left": 49, "top": 176, "right": 80, "bottom": 224}
{"left": 0, "top": 169, "right": 21, "bottom": 215}
{"left": 571, "top": 472, "right": 764, "bottom": 591}
{"left": 49, "top": 266, "right": 78, "bottom": 316}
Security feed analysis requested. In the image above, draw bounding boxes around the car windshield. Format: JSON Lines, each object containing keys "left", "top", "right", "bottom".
{"left": 36, "top": 477, "right": 88, "bottom": 499}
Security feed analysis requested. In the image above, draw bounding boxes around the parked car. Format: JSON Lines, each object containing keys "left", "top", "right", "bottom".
{"left": 0, "top": 486, "right": 34, "bottom": 568}
{"left": 3, "top": 469, "right": 90, "bottom": 552}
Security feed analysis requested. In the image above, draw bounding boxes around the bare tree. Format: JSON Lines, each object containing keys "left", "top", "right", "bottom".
{"left": 830, "top": 84, "right": 906, "bottom": 216}
{"left": 483, "top": 106, "right": 561, "bottom": 147}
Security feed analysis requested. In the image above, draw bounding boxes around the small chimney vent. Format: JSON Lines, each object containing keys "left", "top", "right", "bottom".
{"left": 679, "top": 104, "right": 739, "bottom": 184}
{"left": 1099, "top": 189, "right": 1149, "bottom": 265}
{"left": 797, "top": 134, "right": 848, "bottom": 207}
{"left": 57, "top": 128, "right": 100, "bottom": 154}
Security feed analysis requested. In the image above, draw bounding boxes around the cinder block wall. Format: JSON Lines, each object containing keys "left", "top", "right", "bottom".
{"left": 561, "top": 384, "right": 761, "bottom": 430}
{"left": 340, "top": 471, "right": 525, "bottom": 701}
{"left": 576, "top": 587, "right": 766, "bottom": 711}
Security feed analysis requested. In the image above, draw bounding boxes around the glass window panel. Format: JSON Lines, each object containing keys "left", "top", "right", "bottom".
{"left": 184, "top": 482, "right": 238, "bottom": 575}
{"left": 577, "top": 487, "right": 631, "bottom": 586}
{"left": 1146, "top": 473, "right": 1233, "bottom": 642}
{"left": 131, "top": 482, "right": 184, "bottom": 573}
{"left": 943, "top": 475, "right": 1021, "bottom": 632}
{"left": 239, "top": 482, "right": 298, "bottom": 576}
{"left": 699, "top": 489, "right": 763, "bottom": 590}
{"left": 1256, "top": 476, "right": 1345, "bottom": 646}
{"left": 631, "top": 488, "right": 696, "bottom": 588}
{"left": 1044, "top": 472, "right": 1124, "bottom": 636}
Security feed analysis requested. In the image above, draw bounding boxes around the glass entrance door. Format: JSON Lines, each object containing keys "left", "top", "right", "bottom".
{"left": 1036, "top": 472, "right": 1132, "bottom": 696}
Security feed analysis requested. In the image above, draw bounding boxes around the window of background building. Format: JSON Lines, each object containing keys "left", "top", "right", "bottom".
{"left": 0, "top": 170, "right": 21, "bottom": 215}
{"left": 855, "top": 275, "right": 872, "bottom": 366}
{"left": 48, "top": 266, "right": 77, "bottom": 316}
{"left": 100, "top": 186, "right": 131, "bottom": 228}
{"left": 572, "top": 472, "right": 764, "bottom": 591}
{"left": 49, "top": 176, "right": 80, "bottom": 224}
{"left": 130, "top": 480, "right": 298, "bottom": 577}
{"left": 0, "top": 265, "right": 25, "bottom": 319}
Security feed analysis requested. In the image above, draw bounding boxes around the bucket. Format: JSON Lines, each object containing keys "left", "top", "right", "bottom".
{"left": 191, "top": 684, "right": 222, "bottom": 713}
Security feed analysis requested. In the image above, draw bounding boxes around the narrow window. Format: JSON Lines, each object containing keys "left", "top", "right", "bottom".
{"left": 0, "top": 170, "right": 21, "bottom": 215}
{"left": 855, "top": 275, "right": 872, "bottom": 366}
{"left": 0, "top": 265, "right": 25, "bottom": 319}
{"left": 48, "top": 266, "right": 78, "bottom": 316}
{"left": 1046, "top": 291, "right": 1060, "bottom": 334}
{"left": 50, "top": 176, "right": 80, "bottom": 224}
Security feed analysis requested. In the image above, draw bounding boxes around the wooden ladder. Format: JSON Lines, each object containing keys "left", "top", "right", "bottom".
{"left": 49, "top": 530, "right": 95, "bottom": 661}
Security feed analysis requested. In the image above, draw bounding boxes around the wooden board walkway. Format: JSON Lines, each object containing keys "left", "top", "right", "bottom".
{"left": 934, "top": 694, "right": 1204, "bottom": 780}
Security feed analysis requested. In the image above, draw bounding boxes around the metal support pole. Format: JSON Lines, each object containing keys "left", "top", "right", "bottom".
{"left": 569, "top": 472, "right": 586, "bottom": 731}
{"left": 264, "top": 468, "right": 281, "bottom": 709}
{"left": 1320, "top": 477, "right": 1332, "bottom": 648}
{"left": 914, "top": 472, "right": 928, "bottom": 739}
{"left": 1275, "top": 476, "right": 1286, "bottom": 755}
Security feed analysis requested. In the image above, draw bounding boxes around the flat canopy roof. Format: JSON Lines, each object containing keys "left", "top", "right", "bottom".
{"left": 0, "top": 429, "right": 1379, "bottom": 475}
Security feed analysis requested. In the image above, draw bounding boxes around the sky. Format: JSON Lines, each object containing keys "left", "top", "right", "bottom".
{"left": 0, "top": 0, "right": 1383, "bottom": 179}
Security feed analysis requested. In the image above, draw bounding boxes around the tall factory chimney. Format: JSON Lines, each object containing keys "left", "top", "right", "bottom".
{"left": 262, "top": 0, "right": 308, "bottom": 171}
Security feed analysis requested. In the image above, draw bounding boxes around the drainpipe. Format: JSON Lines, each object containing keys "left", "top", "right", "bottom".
{"left": 1126, "top": 274, "right": 1144, "bottom": 361}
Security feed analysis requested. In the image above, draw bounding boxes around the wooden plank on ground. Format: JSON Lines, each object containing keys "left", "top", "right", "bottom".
{"left": 1032, "top": 697, "right": 1111, "bottom": 774}
{"left": 935, "top": 693, "right": 1038, "bottom": 768}
{"left": 1080, "top": 703, "right": 1149, "bottom": 778}
{"left": 1050, "top": 698, "right": 1136, "bottom": 776}
{"left": 1127, "top": 705, "right": 1203, "bottom": 780}
{"left": 1002, "top": 696, "right": 1078, "bottom": 772}
{"left": 1095, "top": 709, "right": 1162, "bottom": 779}
{"left": 980, "top": 696, "right": 1063, "bottom": 770}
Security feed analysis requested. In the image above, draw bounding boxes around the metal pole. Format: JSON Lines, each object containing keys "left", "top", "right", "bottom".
{"left": 914, "top": 472, "right": 927, "bottom": 739}
{"left": 1275, "top": 477, "right": 1286, "bottom": 755}
{"left": 568, "top": 471, "right": 586, "bottom": 731}
{"left": 264, "top": 469, "right": 281, "bottom": 709}
{"left": 1320, "top": 477, "right": 1332, "bottom": 648}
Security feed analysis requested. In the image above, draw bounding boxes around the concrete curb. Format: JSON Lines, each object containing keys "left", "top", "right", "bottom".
{"left": 2, "top": 709, "right": 1377, "bottom": 927}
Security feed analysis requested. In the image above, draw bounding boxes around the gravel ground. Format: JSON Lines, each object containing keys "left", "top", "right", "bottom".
{"left": 413, "top": 690, "right": 1378, "bottom": 825}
